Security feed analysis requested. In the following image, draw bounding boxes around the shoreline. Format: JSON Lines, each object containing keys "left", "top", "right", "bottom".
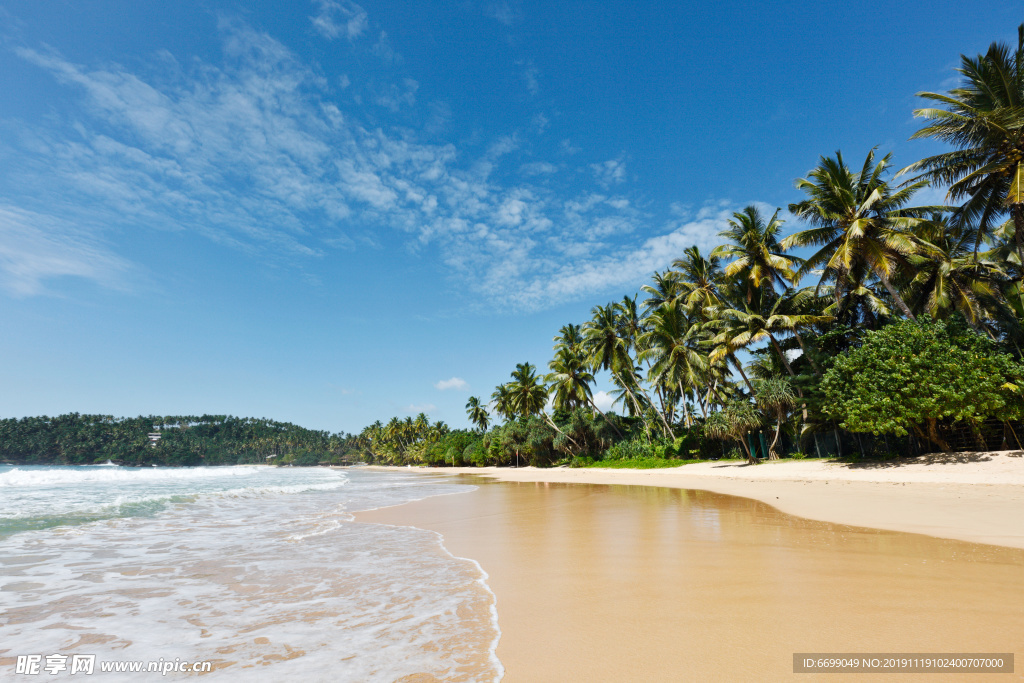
{"left": 355, "top": 464, "right": 1024, "bottom": 681}
{"left": 363, "top": 450, "right": 1024, "bottom": 549}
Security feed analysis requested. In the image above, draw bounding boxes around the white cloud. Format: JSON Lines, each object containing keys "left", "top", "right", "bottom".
{"left": 310, "top": 0, "right": 368, "bottom": 40}
{"left": 0, "top": 205, "right": 133, "bottom": 296}
{"left": 592, "top": 391, "right": 614, "bottom": 413}
{"left": 6, "top": 21, "right": 762, "bottom": 314}
{"left": 520, "top": 161, "right": 557, "bottom": 176}
{"left": 591, "top": 157, "right": 626, "bottom": 187}
{"left": 484, "top": 1, "right": 517, "bottom": 26}
{"left": 402, "top": 403, "right": 436, "bottom": 414}
{"left": 434, "top": 377, "right": 468, "bottom": 391}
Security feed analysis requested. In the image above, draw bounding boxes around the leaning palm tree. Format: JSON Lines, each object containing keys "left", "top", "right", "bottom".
{"left": 465, "top": 396, "right": 490, "bottom": 433}
{"left": 784, "top": 149, "right": 927, "bottom": 320}
{"left": 711, "top": 205, "right": 801, "bottom": 303}
{"left": 900, "top": 24, "right": 1024, "bottom": 265}
{"left": 583, "top": 302, "right": 652, "bottom": 421}
{"left": 546, "top": 347, "right": 623, "bottom": 437}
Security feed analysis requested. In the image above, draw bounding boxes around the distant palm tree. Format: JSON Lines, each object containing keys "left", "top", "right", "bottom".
{"left": 784, "top": 149, "right": 927, "bottom": 320}
{"left": 507, "top": 362, "right": 548, "bottom": 419}
{"left": 638, "top": 302, "right": 707, "bottom": 428}
{"left": 465, "top": 396, "right": 490, "bottom": 433}
{"left": 490, "top": 384, "right": 513, "bottom": 423}
{"left": 901, "top": 24, "right": 1024, "bottom": 264}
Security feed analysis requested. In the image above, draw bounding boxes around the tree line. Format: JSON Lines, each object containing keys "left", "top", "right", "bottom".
{"left": 0, "top": 414, "right": 363, "bottom": 467}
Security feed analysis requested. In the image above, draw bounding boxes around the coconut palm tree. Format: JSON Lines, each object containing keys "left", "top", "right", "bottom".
{"left": 552, "top": 323, "right": 584, "bottom": 353}
{"left": 545, "top": 348, "right": 595, "bottom": 412}
{"left": 712, "top": 205, "right": 800, "bottom": 303}
{"left": 641, "top": 270, "right": 684, "bottom": 313}
{"left": 901, "top": 24, "right": 1024, "bottom": 265}
{"left": 905, "top": 215, "right": 1005, "bottom": 325}
{"left": 506, "top": 362, "right": 548, "bottom": 419}
{"left": 783, "top": 149, "right": 927, "bottom": 320}
{"left": 490, "top": 384, "right": 514, "bottom": 423}
{"left": 672, "top": 246, "right": 725, "bottom": 314}
{"left": 465, "top": 396, "right": 490, "bottom": 433}
{"left": 638, "top": 302, "right": 708, "bottom": 429}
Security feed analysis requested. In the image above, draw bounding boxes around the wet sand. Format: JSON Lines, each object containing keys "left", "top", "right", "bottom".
{"left": 357, "top": 478, "right": 1024, "bottom": 681}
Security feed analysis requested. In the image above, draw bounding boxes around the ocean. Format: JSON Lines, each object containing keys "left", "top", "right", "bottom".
{"left": 0, "top": 465, "right": 502, "bottom": 681}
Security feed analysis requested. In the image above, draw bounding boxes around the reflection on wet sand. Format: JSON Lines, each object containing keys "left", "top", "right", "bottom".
{"left": 357, "top": 478, "right": 1024, "bottom": 682}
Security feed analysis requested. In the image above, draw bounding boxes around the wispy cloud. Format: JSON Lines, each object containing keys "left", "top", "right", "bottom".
{"left": 310, "top": 0, "right": 368, "bottom": 40}
{"left": 434, "top": 377, "right": 468, "bottom": 390}
{"left": 591, "top": 157, "right": 627, "bottom": 188}
{"left": 484, "top": 1, "right": 518, "bottom": 26}
{"left": 0, "top": 205, "right": 132, "bottom": 296}
{"left": 402, "top": 403, "right": 436, "bottom": 414}
{"left": 5, "top": 20, "right": 760, "bottom": 312}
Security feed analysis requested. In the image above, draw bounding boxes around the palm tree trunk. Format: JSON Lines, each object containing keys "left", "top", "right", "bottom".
{"left": 587, "top": 397, "right": 624, "bottom": 438}
{"left": 543, "top": 412, "right": 583, "bottom": 452}
{"left": 770, "top": 417, "right": 783, "bottom": 460}
{"left": 768, "top": 334, "right": 809, "bottom": 422}
{"left": 877, "top": 269, "right": 917, "bottom": 321}
{"left": 791, "top": 329, "right": 821, "bottom": 376}
{"left": 1012, "top": 205, "right": 1024, "bottom": 269}
{"left": 730, "top": 356, "right": 755, "bottom": 393}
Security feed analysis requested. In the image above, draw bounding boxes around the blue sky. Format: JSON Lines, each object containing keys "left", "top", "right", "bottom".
{"left": 0, "top": 1, "right": 1020, "bottom": 432}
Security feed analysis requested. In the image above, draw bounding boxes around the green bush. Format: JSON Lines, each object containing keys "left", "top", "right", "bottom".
{"left": 822, "top": 317, "right": 1024, "bottom": 448}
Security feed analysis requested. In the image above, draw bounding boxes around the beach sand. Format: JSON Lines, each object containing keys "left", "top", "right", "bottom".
{"left": 356, "top": 454, "right": 1024, "bottom": 680}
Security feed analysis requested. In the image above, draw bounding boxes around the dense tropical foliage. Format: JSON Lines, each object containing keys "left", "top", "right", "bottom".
{"left": 0, "top": 414, "right": 363, "bottom": 466}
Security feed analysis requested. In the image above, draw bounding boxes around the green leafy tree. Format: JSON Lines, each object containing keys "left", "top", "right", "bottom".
{"left": 821, "top": 317, "right": 1024, "bottom": 450}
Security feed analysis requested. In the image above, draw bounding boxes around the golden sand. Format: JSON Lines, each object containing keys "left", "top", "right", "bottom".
{"left": 356, "top": 477, "right": 1024, "bottom": 681}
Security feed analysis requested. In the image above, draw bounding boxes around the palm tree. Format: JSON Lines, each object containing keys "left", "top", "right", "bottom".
{"left": 784, "top": 149, "right": 927, "bottom": 320}
{"left": 704, "top": 400, "right": 762, "bottom": 463}
{"left": 546, "top": 347, "right": 595, "bottom": 412}
{"left": 638, "top": 302, "right": 708, "bottom": 429}
{"left": 641, "top": 270, "right": 684, "bottom": 313}
{"left": 905, "top": 215, "right": 1005, "bottom": 325}
{"left": 583, "top": 303, "right": 651, "bottom": 420}
{"left": 507, "top": 362, "right": 548, "bottom": 419}
{"left": 490, "top": 384, "right": 514, "bottom": 423}
{"left": 465, "top": 396, "right": 490, "bottom": 433}
{"left": 552, "top": 323, "right": 584, "bottom": 353}
{"left": 712, "top": 205, "right": 800, "bottom": 303}
{"left": 672, "top": 246, "right": 725, "bottom": 314}
{"left": 901, "top": 24, "right": 1024, "bottom": 265}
